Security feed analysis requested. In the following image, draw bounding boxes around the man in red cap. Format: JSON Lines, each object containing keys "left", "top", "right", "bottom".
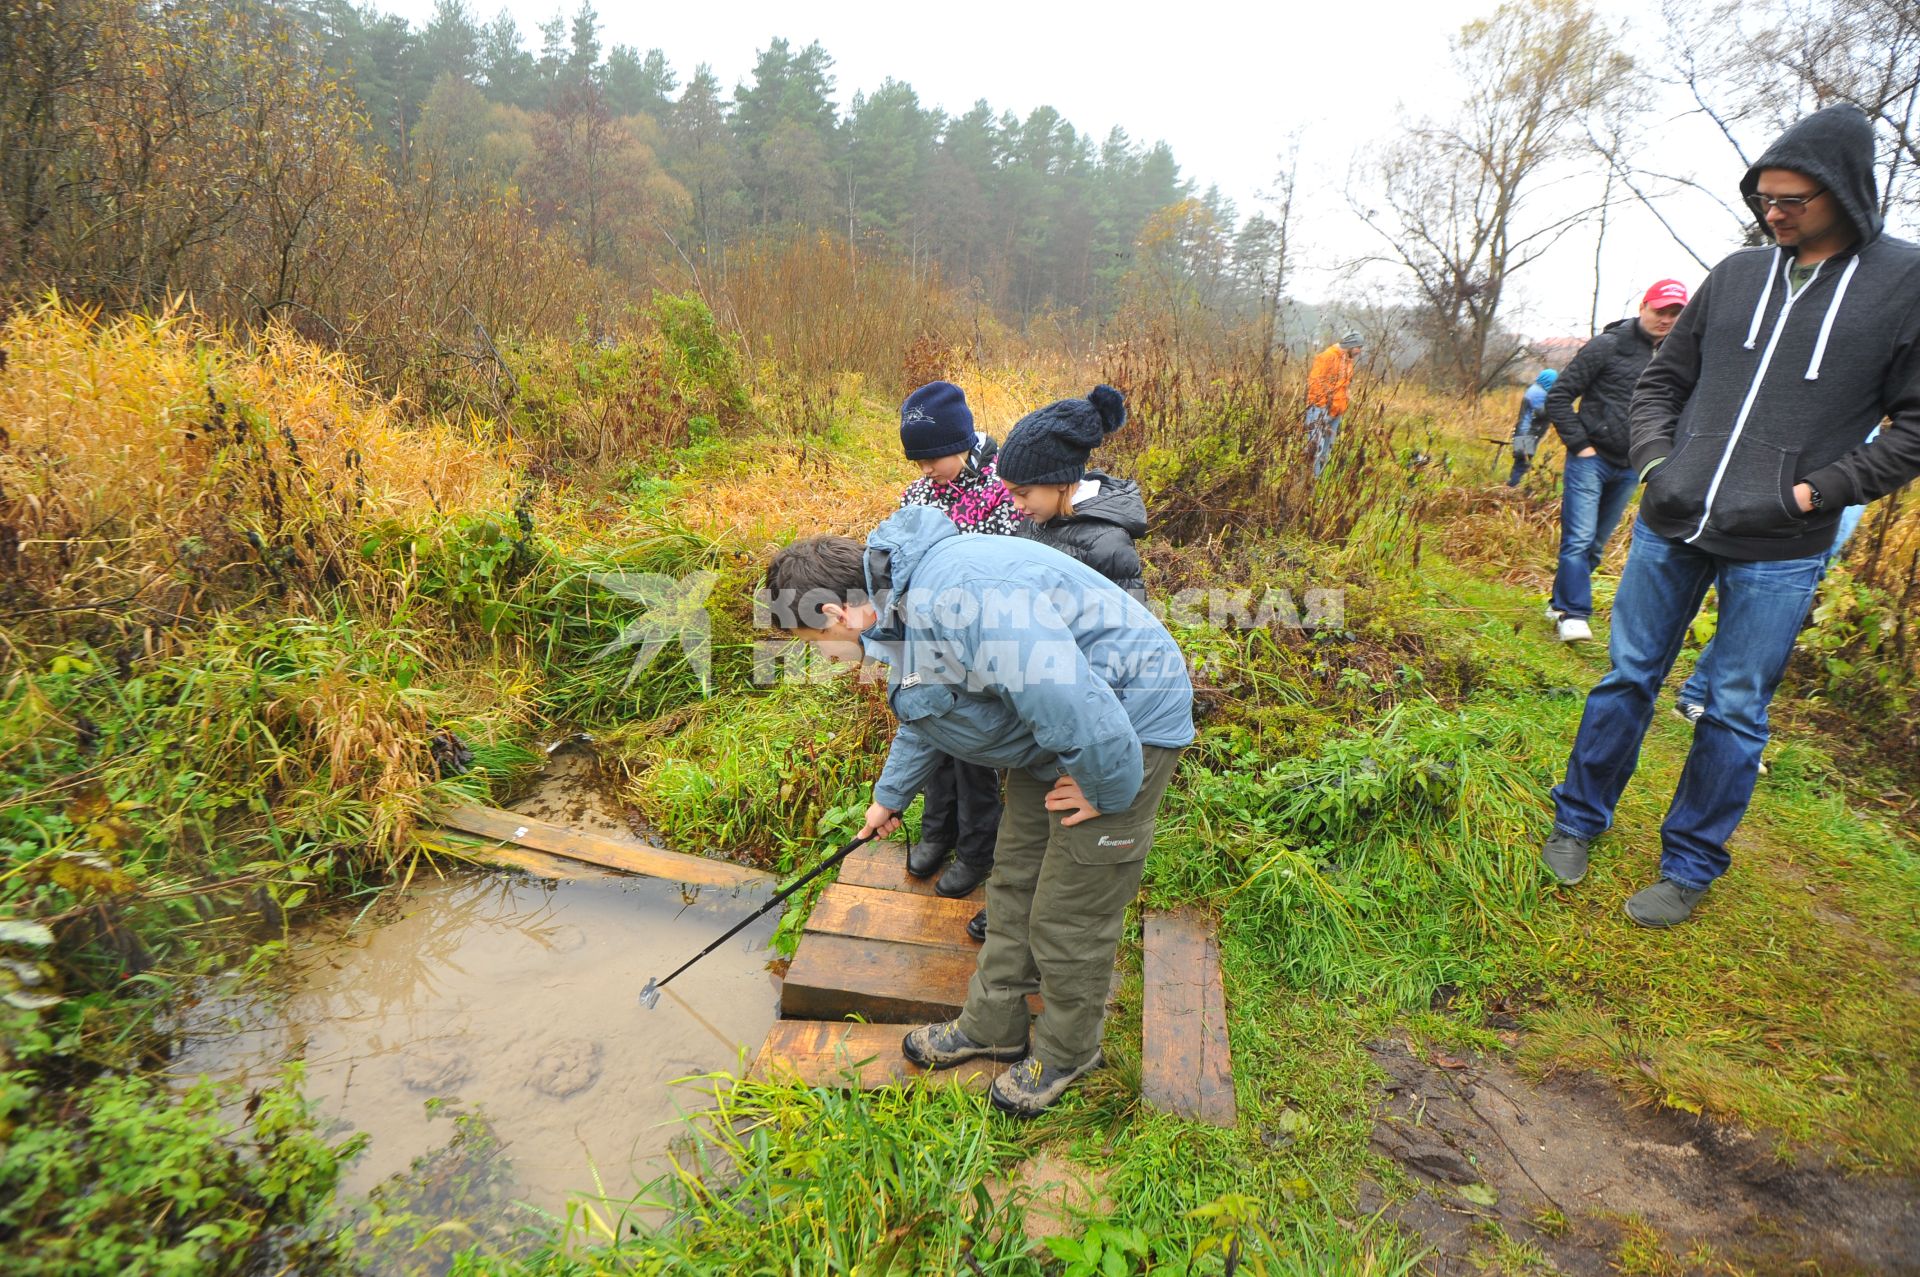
{"left": 1541, "top": 280, "right": 1691, "bottom": 642}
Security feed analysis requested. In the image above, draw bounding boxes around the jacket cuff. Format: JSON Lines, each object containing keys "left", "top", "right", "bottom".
{"left": 1801, "top": 462, "right": 1860, "bottom": 510}
{"left": 1630, "top": 443, "right": 1671, "bottom": 479}
{"left": 872, "top": 781, "right": 917, "bottom": 814}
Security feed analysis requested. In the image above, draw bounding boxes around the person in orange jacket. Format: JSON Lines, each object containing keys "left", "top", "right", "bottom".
{"left": 1305, "top": 331, "right": 1364, "bottom": 479}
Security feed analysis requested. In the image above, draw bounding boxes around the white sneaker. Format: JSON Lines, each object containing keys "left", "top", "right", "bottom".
{"left": 1544, "top": 603, "right": 1565, "bottom": 625}
{"left": 1557, "top": 617, "right": 1593, "bottom": 643}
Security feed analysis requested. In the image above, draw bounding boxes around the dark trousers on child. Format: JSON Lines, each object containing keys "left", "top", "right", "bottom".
{"left": 921, "top": 752, "right": 1002, "bottom": 869}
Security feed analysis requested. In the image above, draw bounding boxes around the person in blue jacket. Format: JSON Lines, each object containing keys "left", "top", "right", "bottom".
{"left": 1507, "top": 368, "right": 1559, "bottom": 487}
{"left": 760, "top": 497, "right": 1194, "bottom": 1117}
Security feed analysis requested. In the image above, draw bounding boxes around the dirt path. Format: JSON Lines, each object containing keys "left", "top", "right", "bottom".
{"left": 1361, "top": 1037, "right": 1920, "bottom": 1274}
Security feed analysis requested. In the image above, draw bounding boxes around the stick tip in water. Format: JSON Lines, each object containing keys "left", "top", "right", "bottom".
{"left": 638, "top": 978, "right": 661, "bottom": 1010}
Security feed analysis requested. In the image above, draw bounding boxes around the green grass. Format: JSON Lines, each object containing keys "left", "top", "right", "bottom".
{"left": 13, "top": 329, "right": 1918, "bottom": 1273}
{"left": 481, "top": 404, "right": 1920, "bottom": 1273}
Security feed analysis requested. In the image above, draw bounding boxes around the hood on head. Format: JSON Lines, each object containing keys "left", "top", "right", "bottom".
{"left": 1059, "top": 472, "right": 1149, "bottom": 536}
{"left": 1740, "top": 103, "right": 1883, "bottom": 248}
{"left": 861, "top": 505, "right": 959, "bottom": 641}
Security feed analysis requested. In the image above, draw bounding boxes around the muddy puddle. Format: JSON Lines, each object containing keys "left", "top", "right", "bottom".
{"left": 172, "top": 867, "right": 778, "bottom": 1216}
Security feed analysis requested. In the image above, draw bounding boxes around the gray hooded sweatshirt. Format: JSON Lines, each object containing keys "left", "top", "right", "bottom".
{"left": 1629, "top": 103, "right": 1920, "bottom": 561}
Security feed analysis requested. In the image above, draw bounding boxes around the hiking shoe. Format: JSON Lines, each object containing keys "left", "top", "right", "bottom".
{"left": 906, "top": 841, "right": 950, "bottom": 879}
{"left": 1625, "top": 879, "right": 1708, "bottom": 928}
{"left": 1557, "top": 617, "right": 1594, "bottom": 643}
{"left": 966, "top": 908, "right": 987, "bottom": 943}
{"left": 988, "top": 1050, "right": 1104, "bottom": 1118}
{"left": 1541, "top": 831, "right": 1592, "bottom": 886}
{"left": 936, "top": 859, "right": 990, "bottom": 898}
{"left": 901, "top": 1020, "right": 1026, "bottom": 1070}
{"left": 1673, "top": 701, "right": 1705, "bottom": 725}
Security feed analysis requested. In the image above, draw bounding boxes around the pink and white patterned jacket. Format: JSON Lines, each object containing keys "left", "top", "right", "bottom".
{"left": 898, "top": 435, "right": 1024, "bottom": 537}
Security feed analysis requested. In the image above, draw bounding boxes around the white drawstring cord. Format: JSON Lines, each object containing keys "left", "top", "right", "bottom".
{"left": 1744, "top": 247, "right": 1781, "bottom": 350}
{"left": 1804, "top": 255, "right": 1860, "bottom": 380}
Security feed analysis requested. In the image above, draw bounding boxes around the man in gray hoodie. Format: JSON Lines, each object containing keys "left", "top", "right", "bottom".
{"left": 1541, "top": 103, "right": 1920, "bottom": 927}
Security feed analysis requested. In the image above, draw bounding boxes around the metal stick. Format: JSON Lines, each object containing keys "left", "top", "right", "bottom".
{"left": 638, "top": 826, "right": 886, "bottom": 1010}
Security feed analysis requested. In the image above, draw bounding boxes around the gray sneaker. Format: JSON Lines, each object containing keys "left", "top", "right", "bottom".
{"left": 988, "top": 1050, "right": 1104, "bottom": 1118}
{"left": 1624, "top": 879, "right": 1708, "bottom": 928}
{"left": 1541, "top": 831, "right": 1592, "bottom": 886}
{"left": 901, "top": 1020, "right": 1026, "bottom": 1070}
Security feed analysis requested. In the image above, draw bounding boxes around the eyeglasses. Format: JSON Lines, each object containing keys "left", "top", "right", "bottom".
{"left": 1746, "top": 187, "right": 1826, "bottom": 216}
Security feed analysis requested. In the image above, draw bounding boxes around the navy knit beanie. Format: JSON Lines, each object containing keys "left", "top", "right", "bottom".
{"left": 900, "top": 381, "right": 976, "bottom": 459}
{"left": 996, "top": 385, "right": 1128, "bottom": 487}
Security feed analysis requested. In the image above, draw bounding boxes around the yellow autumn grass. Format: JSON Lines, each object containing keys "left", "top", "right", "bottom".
{"left": 668, "top": 407, "right": 903, "bottom": 543}
{"left": 1, "top": 299, "right": 528, "bottom": 862}
{"left": 666, "top": 360, "right": 1083, "bottom": 546}
{"left": 0, "top": 297, "right": 519, "bottom": 616}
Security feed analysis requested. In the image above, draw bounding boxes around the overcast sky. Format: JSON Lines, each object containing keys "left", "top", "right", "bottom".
{"left": 375, "top": 0, "right": 1902, "bottom": 338}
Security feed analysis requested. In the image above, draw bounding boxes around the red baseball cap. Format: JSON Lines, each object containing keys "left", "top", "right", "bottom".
{"left": 1643, "top": 279, "right": 1690, "bottom": 309}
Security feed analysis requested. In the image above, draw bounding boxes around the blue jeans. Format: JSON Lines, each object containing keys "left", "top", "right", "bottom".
{"left": 1550, "top": 453, "right": 1639, "bottom": 621}
{"left": 1306, "top": 406, "right": 1342, "bottom": 480}
{"left": 1552, "top": 517, "right": 1824, "bottom": 890}
{"left": 1676, "top": 500, "right": 1865, "bottom": 706}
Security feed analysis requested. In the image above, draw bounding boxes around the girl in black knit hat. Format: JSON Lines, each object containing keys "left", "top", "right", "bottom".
{"left": 996, "top": 384, "right": 1148, "bottom": 597}
{"left": 968, "top": 384, "right": 1149, "bottom": 944}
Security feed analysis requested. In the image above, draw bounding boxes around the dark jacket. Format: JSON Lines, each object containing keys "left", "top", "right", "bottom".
{"left": 1546, "top": 317, "right": 1656, "bottom": 467}
{"left": 1014, "top": 470, "right": 1148, "bottom": 596}
{"left": 1630, "top": 103, "right": 1920, "bottom": 561}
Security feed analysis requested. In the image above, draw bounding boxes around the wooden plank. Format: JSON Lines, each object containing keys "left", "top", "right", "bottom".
{"left": 806, "top": 883, "right": 981, "bottom": 951}
{"left": 1141, "top": 909, "right": 1237, "bottom": 1127}
{"left": 782, "top": 933, "right": 980, "bottom": 1021}
{"left": 748, "top": 1020, "right": 1008, "bottom": 1092}
{"left": 834, "top": 840, "right": 974, "bottom": 898}
{"left": 437, "top": 804, "right": 771, "bottom": 890}
{"left": 434, "top": 834, "right": 614, "bottom": 880}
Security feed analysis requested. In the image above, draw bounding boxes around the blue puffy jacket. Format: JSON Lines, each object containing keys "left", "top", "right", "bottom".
{"left": 860, "top": 506, "right": 1195, "bottom": 815}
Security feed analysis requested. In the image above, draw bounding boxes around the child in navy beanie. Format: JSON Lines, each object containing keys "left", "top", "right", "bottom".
{"left": 898, "top": 381, "right": 1023, "bottom": 537}
{"left": 997, "top": 385, "right": 1149, "bottom": 597}
{"left": 895, "top": 380, "right": 1014, "bottom": 905}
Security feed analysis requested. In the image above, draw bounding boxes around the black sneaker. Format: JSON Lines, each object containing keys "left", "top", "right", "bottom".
{"left": 1673, "top": 701, "right": 1705, "bottom": 725}
{"left": 901, "top": 1020, "right": 1026, "bottom": 1070}
{"left": 965, "top": 908, "right": 986, "bottom": 943}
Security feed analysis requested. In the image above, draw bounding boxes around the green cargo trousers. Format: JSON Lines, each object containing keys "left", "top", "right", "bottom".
{"left": 956, "top": 745, "right": 1182, "bottom": 1071}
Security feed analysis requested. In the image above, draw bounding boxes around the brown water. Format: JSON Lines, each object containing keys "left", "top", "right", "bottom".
{"left": 172, "top": 868, "right": 779, "bottom": 1214}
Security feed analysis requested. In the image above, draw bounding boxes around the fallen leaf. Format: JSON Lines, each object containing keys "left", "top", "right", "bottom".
{"left": 1459, "top": 1183, "right": 1500, "bottom": 1208}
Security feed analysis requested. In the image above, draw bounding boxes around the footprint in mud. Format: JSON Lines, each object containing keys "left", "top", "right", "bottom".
{"left": 529, "top": 923, "right": 588, "bottom": 954}
{"left": 526, "top": 1038, "right": 603, "bottom": 1098}
{"left": 399, "top": 1046, "right": 473, "bottom": 1094}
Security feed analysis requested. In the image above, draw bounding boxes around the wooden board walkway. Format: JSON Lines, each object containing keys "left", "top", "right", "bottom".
{"left": 437, "top": 803, "right": 772, "bottom": 889}
{"left": 771, "top": 841, "right": 1048, "bottom": 1081}
{"left": 1141, "top": 908, "right": 1237, "bottom": 1126}
{"left": 781, "top": 840, "right": 987, "bottom": 1024}
{"left": 748, "top": 1020, "right": 1010, "bottom": 1092}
